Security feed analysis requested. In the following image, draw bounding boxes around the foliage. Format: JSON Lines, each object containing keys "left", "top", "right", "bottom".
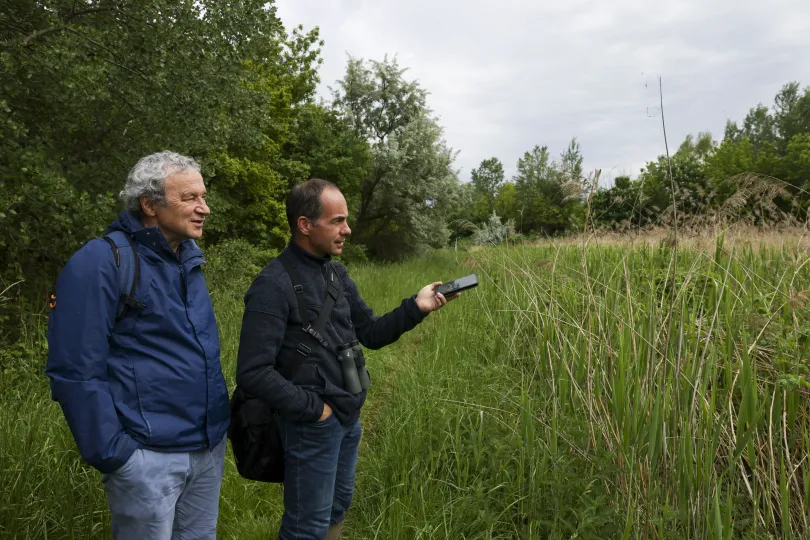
{"left": 331, "top": 55, "right": 460, "bottom": 260}
{"left": 512, "top": 141, "right": 582, "bottom": 234}
{"left": 588, "top": 82, "right": 810, "bottom": 232}
{"left": 0, "top": 0, "right": 327, "bottom": 308}
{"left": 471, "top": 211, "right": 513, "bottom": 246}
{"left": 282, "top": 103, "right": 371, "bottom": 210}
{"left": 493, "top": 181, "right": 519, "bottom": 224}
{"left": 446, "top": 182, "right": 478, "bottom": 240}
{"left": 470, "top": 157, "right": 505, "bottom": 218}
{"left": 201, "top": 238, "right": 278, "bottom": 299}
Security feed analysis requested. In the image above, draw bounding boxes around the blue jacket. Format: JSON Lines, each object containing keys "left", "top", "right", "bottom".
{"left": 46, "top": 212, "right": 230, "bottom": 473}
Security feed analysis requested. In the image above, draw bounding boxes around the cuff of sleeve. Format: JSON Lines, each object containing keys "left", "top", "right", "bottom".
{"left": 405, "top": 295, "right": 430, "bottom": 323}
{"left": 304, "top": 395, "right": 326, "bottom": 423}
{"left": 95, "top": 432, "right": 140, "bottom": 474}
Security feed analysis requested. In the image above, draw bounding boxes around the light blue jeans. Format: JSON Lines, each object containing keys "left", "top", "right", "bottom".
{"left": 100, "top": 437, "right": 227, "bottom": 540}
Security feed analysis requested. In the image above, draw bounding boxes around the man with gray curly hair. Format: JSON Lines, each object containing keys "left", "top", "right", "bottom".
{"left": 46, "top": 150, "right": 230, "bottom": 539}
{"left": 120, "top": 151, "right": 208, "bottom": 246}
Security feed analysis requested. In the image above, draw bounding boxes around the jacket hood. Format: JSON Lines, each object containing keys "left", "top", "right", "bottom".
{"left": 105, "top": 210, "right": 145, "bottom": 236}
{"left": 106, "top": 211, "right": 203, "bottom": 263}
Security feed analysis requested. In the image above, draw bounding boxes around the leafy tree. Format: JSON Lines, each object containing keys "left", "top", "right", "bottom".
{"left": 677, "top": 132, "right": 715, "bottom": 163}
{"left": 705, "top": 137, "right": 756, "bottom": 200}
{"left": 513, "top": 144, "right": 572, "bottom": 234}
{"left": 741, "top": 104, "right": 777, "bottom": 156}
{"left": 558, "top": 137, "right": 585, "bottom": 187}
{"left": 331, "top": 55, "right": 459, "bottom": 259}
{"left": 0, "top": 0, "right": 328, "bottom": 309}
{"left": 590, "top": 176, "right": 647, "bottom": 229}
{"left": 445, "top": 181, "right": 477, "bottom": 240}
{"left": 635, "top": 137, "right": 713, "bottom": 223}
{"left": 470, "top": 157, "right": 504, "bottom": 216}
{"left": 494, "top": 182, "right": 519, "bottom": 224}
{"left": 724, "top": 119, "right": 743, "bottom": 143}
{"left": 781, "top": 133, "right": 810, "bottom": 194}
{"left": 772, "top": 82, "right": 810, "bottom": 151}
{"left": 282, "top": 103, "right": 371, "bottom": 223}
{"left": 471, "top": 194, "right": 491, "bottom": 223}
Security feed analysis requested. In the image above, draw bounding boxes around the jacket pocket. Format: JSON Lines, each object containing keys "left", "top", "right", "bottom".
{"left": 131, "top": 360, "right": 153, "bottom": 443}
{"left": 315, "top": 365, "right": 351, "bottom": 399}
{"left": 112, "top": 448, "right": 141, "bottom": 476}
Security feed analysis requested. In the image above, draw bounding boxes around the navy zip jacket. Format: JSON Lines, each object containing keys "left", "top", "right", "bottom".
{"left": 235, "top": 241, "right": 430, "bottom": 425}
{"left": 45, "top": 212, "right": 230, "bottom": 473}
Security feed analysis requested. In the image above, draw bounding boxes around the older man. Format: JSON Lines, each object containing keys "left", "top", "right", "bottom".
{"left": 46, "top": 151, "right": 230, "bottom": 540}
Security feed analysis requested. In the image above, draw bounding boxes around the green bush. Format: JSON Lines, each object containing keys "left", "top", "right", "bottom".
{"left": 202, "top": 239, "right": 278, "bottom": 301}
{"left": 335, "top": 239, "right": 369, "bottom": 266}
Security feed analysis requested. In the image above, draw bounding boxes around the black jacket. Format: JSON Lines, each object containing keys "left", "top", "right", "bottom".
{"left": 235, "top": 241, "right": 429, "bottom": 425}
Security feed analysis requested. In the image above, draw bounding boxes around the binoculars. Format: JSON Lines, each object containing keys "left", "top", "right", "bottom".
{"left": 336, "top": 340, "right": 371, "bottom": 395}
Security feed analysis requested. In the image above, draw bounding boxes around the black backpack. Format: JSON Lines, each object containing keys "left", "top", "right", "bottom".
{"left": 228, "top": 254, "right": 342, "bottom": 483}
{"left": 101, "top": 231, "right": 146, "bottom": 320}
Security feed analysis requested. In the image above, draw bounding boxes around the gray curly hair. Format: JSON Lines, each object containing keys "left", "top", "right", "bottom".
{"left": 119, "top": 151, "right": 201, "bottom": 215}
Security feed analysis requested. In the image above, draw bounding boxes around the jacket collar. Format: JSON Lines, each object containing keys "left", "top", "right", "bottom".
{"left": 286, "top": 240, "right": 331, "bottom": 269}
{"left": 107, "top": 211, "right": 204, "bottom": 265}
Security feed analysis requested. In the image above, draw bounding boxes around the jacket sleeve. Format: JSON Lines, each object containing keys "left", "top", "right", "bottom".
{"left": 45, "top": 239, "right": 140, "bottom": 474}
{"left": 235, "top": 274, "right": 324, "bottom": 422}
{"left": 337, "top": 264, "right": 430, "bottom": 350}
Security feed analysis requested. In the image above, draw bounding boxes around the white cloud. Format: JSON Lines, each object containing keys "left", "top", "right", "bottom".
{"left": 275, "top": 0, "right": 810, "bottom": 183}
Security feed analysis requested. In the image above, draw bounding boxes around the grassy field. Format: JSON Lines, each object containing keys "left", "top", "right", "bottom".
{"left": 2, "top": 233, "right": 809, "bottom": 538}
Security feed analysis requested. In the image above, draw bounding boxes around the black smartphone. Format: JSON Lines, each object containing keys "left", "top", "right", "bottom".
{"left": 434, "top": 274, "right": 479, "bottom": 296}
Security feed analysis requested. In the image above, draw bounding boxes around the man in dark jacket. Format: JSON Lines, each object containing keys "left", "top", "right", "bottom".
{"left": 235, "top": 179, "right": 457, "bottom": 539}
{"left": 46, "top": 151, "right": 230, "bottom": 540}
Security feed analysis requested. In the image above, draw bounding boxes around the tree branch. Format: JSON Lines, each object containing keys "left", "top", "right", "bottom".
{"left": 65, "top": 6, "right": 118, "bottom": 20}
{"left": 62, "top": 28, "right": 167, "bottom": 91}
{"left": 22, "top": 5, "right": 119, "bottom": 46}
{"left": 358, "top": 168, "right": 389, "bottom": 225}
{"left": 22, "top": 26, "right": 63, "bottom": 46}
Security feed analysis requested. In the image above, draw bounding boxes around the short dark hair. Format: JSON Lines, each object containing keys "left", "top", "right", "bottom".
{"left": 286, "top": 178, "right": 339, "bottom": 237}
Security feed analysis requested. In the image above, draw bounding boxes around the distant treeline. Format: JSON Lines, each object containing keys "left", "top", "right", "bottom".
{"left": 456, "top": 82, "right": 810, "bottom": 239}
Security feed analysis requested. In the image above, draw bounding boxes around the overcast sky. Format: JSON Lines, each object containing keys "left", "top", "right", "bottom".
{"left": 275, "top": 0, "right": 810, "bottom": 186}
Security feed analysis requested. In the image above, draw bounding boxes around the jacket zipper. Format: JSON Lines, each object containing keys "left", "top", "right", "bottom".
{"left": 180, "top": 261, "right": 210, "bottom": 448}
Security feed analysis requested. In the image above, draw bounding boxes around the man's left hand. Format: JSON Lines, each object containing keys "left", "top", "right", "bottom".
{"left": 415, "top": 282, "right": 460, "bottom": 313}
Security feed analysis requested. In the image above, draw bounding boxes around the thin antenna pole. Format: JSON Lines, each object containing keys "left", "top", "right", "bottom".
{"left": 659, "top": 76, "right": 678, "bottom": 244}
{"left": 658, "top": 75, "right": 682, "bottom": 481}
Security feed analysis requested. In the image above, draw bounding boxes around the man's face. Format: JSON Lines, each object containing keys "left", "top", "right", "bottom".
{"left": 306, "top": 188, "right": 351, "bottom": 257}
{"left": 147, "top": 169, "right": 210, "bottom": 248}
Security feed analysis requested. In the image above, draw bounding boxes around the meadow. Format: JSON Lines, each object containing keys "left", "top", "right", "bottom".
{"left": 1, "top": 230, "right": 809, "bottom": 539}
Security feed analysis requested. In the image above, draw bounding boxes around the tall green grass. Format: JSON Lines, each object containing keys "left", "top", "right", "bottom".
{"left": 1, "top": 236, "right": 808, "bottom": 538}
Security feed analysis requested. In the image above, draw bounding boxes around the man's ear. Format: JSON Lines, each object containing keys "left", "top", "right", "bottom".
{"left": 297, "top": 215, "right": 313, "bottom": 237}
{"left": 140, "top": 196, "right": 158, "bottom": 217}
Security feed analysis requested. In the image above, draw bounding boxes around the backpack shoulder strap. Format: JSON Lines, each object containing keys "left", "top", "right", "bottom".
{"left": 277, "top": 252, "right": 307, "bottom": 328}
{"left": 312, "top": 263, "right": 342, "bottom": 334}
{"left": 102, "top": 231, "right": 145, "bottom": 321}
{"left": 276, "top": 253, "right": 341, "bottom": 358}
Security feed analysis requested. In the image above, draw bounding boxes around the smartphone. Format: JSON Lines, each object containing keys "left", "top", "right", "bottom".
{"left": 434, "top": 274, "right": 479, "bottom": 296}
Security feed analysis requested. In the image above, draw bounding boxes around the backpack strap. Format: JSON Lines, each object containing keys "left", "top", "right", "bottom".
{"left": 102, "top": 231, "right": 145, "bottom": 321}
{"left": 277, "top": 252, "right": 343, "bottom": 360}
{"left": 313, "top": 266, "right": 341, "bottom": 334}
{"left": 278, "top": 253, "right": 307, "bottom": 334}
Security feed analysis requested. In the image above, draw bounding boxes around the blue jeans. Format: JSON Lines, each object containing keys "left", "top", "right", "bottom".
{"left": 278, "top": 414, "right": 362, "bottom": 540}
{"left": 100, "top": 436, "right": 227, "bottom": 540}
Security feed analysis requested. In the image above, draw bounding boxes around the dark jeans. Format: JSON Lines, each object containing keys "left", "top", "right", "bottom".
{"left": 277, "top": 413, "right": 362, "bottom": 540}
